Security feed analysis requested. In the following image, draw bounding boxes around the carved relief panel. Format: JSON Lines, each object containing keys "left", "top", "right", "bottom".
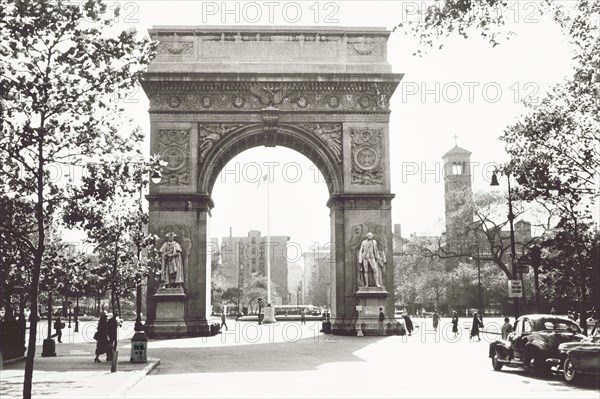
{"left": 350, "top": 128, "right": 384, "bottom": 186}
{"left": 158, "top": 129, "right": 191, "bottom": 186}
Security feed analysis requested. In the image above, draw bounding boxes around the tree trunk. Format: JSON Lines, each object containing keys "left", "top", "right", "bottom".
{"left": 24, "top": 128, "right": 46, "bottom": 399}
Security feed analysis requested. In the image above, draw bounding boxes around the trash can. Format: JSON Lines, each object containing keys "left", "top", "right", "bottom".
{"left": 130, "top": 331, "right": 148, "bottom": 363}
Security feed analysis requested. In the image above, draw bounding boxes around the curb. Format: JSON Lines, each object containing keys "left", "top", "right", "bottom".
{"left": 2, "top": 356, "right": 26, "bottom": 366}
{"left": 108, "top": 358, "right": 160, "bottom": 399}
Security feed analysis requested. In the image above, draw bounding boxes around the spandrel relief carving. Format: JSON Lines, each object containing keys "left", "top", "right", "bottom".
{"left": 198, "top": 124, "right": 245, "bottom": 162}
{"left": 299, "top": 123, "right": 343, "bottom": 164}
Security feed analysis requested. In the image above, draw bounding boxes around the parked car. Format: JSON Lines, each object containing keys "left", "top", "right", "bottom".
{"left": 489, "top": 314, "right": 585, "bottom": 377}
{"left": 555, "top": 328, "right": 600, "bottom": 383}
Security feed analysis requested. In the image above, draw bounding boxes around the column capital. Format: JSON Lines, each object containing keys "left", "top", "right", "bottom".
{"left": 327, "top": 193, "right": 395, "bottom": 210}
{"left": 147, "top": 194, "right": 214, "bottom": 212}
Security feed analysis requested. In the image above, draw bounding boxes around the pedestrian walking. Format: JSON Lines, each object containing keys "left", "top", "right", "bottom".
{"left": 378, "top": 307, "right": 385, "bottom": 335}
{"left": 257, "top": 298, "right": 263, "bottom": 325}
{"left": 501, "top": 317, "right": 513, "bottom": 340}
{"left": 51, "top": 316, "right": 63, "bottom": 343}
{"left": 107, "top": 312, "right": 121, "bottom": 354}
{"left": 301, "top": 308, "right": 307, "bottom": 325}
{"left": 94, "top": 312, "right": 111, "bottom": 362}
{"left": 402, "top": 314, "right": 414, "bottom": 336}
{"left": 469, "top": 311, "right": 483, "bottom": 342}
{"left": 451, "top": 311, "right": 459, "bottom": 338}
{"left": 220, "top": 311, "right": 228, "bottom": 331}
{"left": 432, "top": 310, "right": 440, "bottom": 332}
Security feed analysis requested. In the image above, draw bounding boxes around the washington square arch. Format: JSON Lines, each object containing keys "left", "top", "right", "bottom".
{"left": 141, "top": 26, "right": 404, "bottom": 337}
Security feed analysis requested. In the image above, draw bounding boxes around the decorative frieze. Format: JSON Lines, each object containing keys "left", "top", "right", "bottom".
{"left": 146, "top": 82, "right": 395, "bottom": 113}
{"left": 158, "top": 129, "right": 191, "bottom": 186}
{"left": 350, "top": 128, "right": 384, "bottom": 185}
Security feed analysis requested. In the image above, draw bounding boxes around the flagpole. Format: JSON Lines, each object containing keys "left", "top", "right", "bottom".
{"left": 266, "top": 174, "right": 271, "bottom": 304}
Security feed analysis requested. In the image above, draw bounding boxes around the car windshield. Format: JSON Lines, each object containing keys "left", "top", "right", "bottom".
{"left": 541, "top": 318, "right": 581, "bottom": 333}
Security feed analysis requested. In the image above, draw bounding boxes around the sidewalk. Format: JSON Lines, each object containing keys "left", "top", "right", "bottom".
{"left": 1, "top": 340, "right": 159, "bottom": 399}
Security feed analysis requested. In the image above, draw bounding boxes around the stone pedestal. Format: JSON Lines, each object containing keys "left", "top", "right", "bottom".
{"left": 146, "top": 287, "right": 187, "bottom": 338}
{"left": 262, "top": 307, "right": 276, "bottom": 324}
{"left": 353, "top": 288, "right": 405, "bottom": 336}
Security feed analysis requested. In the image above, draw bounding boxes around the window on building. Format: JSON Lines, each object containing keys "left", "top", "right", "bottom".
{"left": 452, "top": 163, "right": 463, "bottom": 175}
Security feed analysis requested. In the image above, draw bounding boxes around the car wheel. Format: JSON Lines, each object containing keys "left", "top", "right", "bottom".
{"left": 563, "top": 357, "right": 578, "bottom": 384}
{"left": 528, "top": 350, "right": 547, "bottom": 378}
{"left": 492, "top": 354, "right": 503, "bottom": 371}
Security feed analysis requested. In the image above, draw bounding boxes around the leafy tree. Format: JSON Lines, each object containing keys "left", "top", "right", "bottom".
{"left": 0, "top": 1, "right": 154, "bottom": 396}
{"left": 538, "top": 218, "right": 599, "bottom": 332}
{"left": 63, "top": 157, "right": 161, "bottom": 314}
{"left": 398, "top": 0, "right": 514, "bottom": 54}
{"left": 0, "top": 197, "right": 35, "bottom": 307}
{"left": 445, "top": 191, "right": 542, "bottom": 279}
{"left": 501, "top": 1, "right": 599, "bottom": 332}
{"left": 401, "top": 0, "right": 599, "bottom": 328}
{"left": 242, "top": 274, "right": 280, "bottom": 313}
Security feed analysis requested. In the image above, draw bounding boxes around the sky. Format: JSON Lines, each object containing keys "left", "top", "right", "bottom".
{"left": 108, "top": 1, "right": 575, "bottom": 262}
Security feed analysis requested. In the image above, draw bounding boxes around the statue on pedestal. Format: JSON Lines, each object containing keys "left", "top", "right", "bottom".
{"left": 159, "top": 232, "right": 184, "bottom": 288}
{"left": 358, "top": 232, "right": 383, "bottom": 288}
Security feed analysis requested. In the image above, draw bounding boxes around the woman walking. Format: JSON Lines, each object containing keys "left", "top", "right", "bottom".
{"left": 469, "top": 311, "right": 483, "bottom": 342}
{"left": 451, "top": 311, "right": 459, "bottom": 338}
{"left": 94, "top": 312, "right": 111, "bottom": 363}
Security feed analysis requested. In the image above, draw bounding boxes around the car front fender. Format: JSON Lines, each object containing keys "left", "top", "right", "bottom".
{"left": 489, "top": 340, "right": 511, "bottom": 358}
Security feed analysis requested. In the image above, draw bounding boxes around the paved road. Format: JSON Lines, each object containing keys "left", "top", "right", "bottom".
{"left": 125, "top": 318, "right": 599, "bottom": 398}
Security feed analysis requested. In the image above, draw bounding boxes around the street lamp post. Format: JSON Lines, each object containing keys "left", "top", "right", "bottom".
{"left": 131, "top": 169, "right": 161, "bottom": 363}
{"left": 471, "top": 246, "right": 484, "bottom": 319}
{"left": 41, "top": 291, "right": 56, "bottom": 357}
{"left": 491, "top": 171, "right": 520, "bottom": 318}
{"left": 74, "top": 296, "right": 79, "bottom": 333}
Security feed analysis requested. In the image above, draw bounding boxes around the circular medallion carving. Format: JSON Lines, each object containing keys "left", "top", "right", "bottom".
{"left": 358, "top": 96, "right": 372, "bottom": 109}
{"left": 161, "top": 146, "right": 186, "bottom": 171}
{"left": 168, "top": 96, "right": 181, "bottom": 108}
{"left": 297, "top": 96, "right": 308, "bottom": 108}
{"left": 201, "top": 96, "right": 212, "bottom": 108}
{"left": 354, "top": 146, "right": 380, "bottom": 171}
{"left": 232, "top": 96, "right": 245, "bottom": 108}
{"left": 327, "top": 96, "right": 340, "bottom": 108}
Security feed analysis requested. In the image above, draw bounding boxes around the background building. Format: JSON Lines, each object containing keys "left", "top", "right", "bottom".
{"left": 302, "top": 250, "right": 331, "bottom": 308}
{"left": 220, "top": 229, "right": 289, "bottom": 305}
{"left": 287, "top": 263, "right": 303, "bottom": 305}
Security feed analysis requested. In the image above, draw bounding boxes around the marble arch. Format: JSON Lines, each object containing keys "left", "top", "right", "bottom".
{"left": 142, "top": 26, "right": 404, "bottom": 337}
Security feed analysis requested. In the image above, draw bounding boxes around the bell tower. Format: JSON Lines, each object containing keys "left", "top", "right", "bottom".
{"left": 442, "top": 144, "right": 473, "bottom": 266}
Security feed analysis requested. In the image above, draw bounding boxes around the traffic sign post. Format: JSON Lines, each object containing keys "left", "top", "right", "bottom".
{"left": 508, "top": 280, "right": 523, "bottom": 298}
